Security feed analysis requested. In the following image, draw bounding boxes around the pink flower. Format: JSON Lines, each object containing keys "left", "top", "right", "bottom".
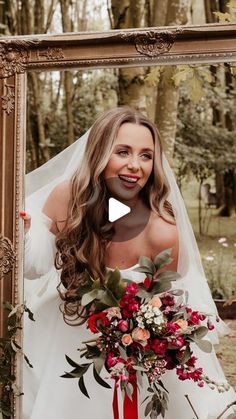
{"left": 118, "top": 320, "right": 129, "bottom": 332}
{"left": 168, "top": 336, "right": 185, "bottom": 348}
{"left": 187, "top": 356, "right": 198, "bottom": 367}
{"left": 188, "top": 311, "right": 201, "bottom": 325}
{"left": 188, "top": 368, "right": 203, "bottom": 382}
{"left": 125, "top": 283, "right": 139, "bottom": 295}
{"left": 166, "top": 322, "right": 181, "bottom": 334}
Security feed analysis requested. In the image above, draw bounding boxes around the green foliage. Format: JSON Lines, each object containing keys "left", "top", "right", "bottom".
{"left": 0, "top": 303, "right": 34, "bottom": 418}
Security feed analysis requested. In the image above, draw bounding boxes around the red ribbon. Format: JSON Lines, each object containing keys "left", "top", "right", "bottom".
{"left": 112, "top": 373, "right": 138, "bottom": 419}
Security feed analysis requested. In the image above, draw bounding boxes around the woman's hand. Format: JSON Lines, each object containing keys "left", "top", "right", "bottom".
{"left": 20, "top": 211, "right": 31, "bottom": 234}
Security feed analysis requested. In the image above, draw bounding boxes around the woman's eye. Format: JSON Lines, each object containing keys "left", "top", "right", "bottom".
{"left": 117, "top": 151, "right": 129, "bottom": 156}
{"left": 117, "top": 151, "right": 152, "bottom": 159}
{"left": 142, "top": 154, "right": 152, "bottom": 160}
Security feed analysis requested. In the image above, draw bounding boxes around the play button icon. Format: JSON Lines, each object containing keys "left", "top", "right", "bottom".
{"left": 108, "top": 198, "right": 131, "bottom": 222}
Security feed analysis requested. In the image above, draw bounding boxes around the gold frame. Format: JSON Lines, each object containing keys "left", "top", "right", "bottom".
{"left": 0, "top": 23, "right": 236, "bottom": 418}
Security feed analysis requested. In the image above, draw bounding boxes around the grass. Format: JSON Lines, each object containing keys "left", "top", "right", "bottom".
{"left": 181, "top": 178, "right": 236, "bottom": 299}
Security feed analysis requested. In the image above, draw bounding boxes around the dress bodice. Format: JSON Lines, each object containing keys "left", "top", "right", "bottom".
{"left": 106, "top": 263, "right": 145, "bottom": 283}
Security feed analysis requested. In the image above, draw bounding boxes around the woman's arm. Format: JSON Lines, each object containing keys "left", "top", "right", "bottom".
{"left": 23, "top": 181, "right": 71, "bottom": 279}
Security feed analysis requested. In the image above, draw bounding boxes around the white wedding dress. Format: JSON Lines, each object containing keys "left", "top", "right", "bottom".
{"left": 23, "top": 127, "right": 236, "bottom": 418}
{"left": 23, "top": 260, "right": 236, "bottom": 419}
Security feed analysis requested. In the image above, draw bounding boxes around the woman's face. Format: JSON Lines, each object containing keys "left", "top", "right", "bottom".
{"left": 103, "top": 122, "right": 154, "bottom": 202}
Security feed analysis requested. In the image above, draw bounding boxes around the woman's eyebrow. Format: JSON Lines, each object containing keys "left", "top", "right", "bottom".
{"left": 115, "top": 144, "right": 154, "bottom": 153}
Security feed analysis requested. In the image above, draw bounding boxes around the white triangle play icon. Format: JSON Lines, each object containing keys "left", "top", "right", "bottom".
{"left": 108, "top": 197, "right": 131, "bottom": 222}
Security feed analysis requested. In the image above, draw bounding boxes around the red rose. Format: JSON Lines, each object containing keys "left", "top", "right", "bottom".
{"left": 151, "top": 339, "right": 167, "bottom": 356}
{"left": 87, "top": 312, "right": 110, "bottom": 333}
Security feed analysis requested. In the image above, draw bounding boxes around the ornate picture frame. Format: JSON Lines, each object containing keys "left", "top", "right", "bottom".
{"left": 0, "top": 23, "right": 236, "bottom": 418}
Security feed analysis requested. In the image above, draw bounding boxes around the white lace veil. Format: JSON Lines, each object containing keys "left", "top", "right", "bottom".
{"left": 25, "top": 125, "right": 229, "bottom": 343}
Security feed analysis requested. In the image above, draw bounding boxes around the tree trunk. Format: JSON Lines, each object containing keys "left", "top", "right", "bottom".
{"left": 60, "top": 0, "right": 75, "bottom": 145}
{"left": 111, "top": 0, "right": 148, "bottom": 113}
{"left": 154, "top": 0, "right": 192, "bottom": 161}
{"left": 205, "top": 0, "right": 236, "bottom": 215}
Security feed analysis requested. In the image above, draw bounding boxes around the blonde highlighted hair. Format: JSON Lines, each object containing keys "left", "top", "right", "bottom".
{"left": 55, "top": 107, "right": 174, "bottom": 323}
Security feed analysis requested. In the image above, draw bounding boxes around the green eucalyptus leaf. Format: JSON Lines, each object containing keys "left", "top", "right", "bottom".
{"left": 154, "top": 248, "right": 173, "bottom": 270}
{"left": 78, "top": 375, "right": 90, "bottom": 398}
{"left": 65, "top": 355, "right": 81, "bottom": 368}
{"left": 138, "top": 256, "right": 155, "bottom": 274}
{"left": 176, "top": 346, "right": 191, "bottom": 365}
{"left": 93, "top": 364, "right": 111, "bottom": 389}
{"left": 94, "top": 356, "right": 105, "bottom": 374}
{"left": 81, "top": 289, "right": 105, "bottom": 306}
{"left": 137, "top": 289, "right": 150, "bottom": 299}
{"left": 194, "top": 326, "right": 209, "bottom": 340}
{"left": 151, "top": 280, "right": 172, "bottom": 294}
{"left": 133, "top": 266, "right": 154, "bottom": 275}
{"left": 156, "top": 271, "right": 181, "bottom": 282}
{"left": 125, "top": 382, "right": 134, "bottom": 401}
{"left": 100, "top": 289, "right": 119, "bottom": 307}
{"left": 145, "top": 400, "right": 154, "bottom": 416}
{"left": 132, "top": 365, "right": 148, "bottom": 372}
{"left": 195, "top": 339, "right": 212, "bottom": 353}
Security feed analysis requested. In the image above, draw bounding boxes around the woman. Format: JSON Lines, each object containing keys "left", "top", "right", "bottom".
{"left": 22, "top": 107, "right": 235, "bottom": 419}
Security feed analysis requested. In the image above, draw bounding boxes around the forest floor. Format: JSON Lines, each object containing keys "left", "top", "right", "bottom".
{"left": 216, "top": 319, "right": 236, "bottom": 388}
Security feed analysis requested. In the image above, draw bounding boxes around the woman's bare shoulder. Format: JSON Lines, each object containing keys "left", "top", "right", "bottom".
{"left": 147, "top": 212, "right": 179, "bottom": 269}
{"left": 42, "top": 180, "right": 71, "bottom": 223}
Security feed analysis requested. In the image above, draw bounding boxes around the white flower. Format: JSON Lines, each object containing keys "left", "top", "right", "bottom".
{"left": 146, "top": 319, "right": 153, "bottom": 324}
{"left": 154, "top": 316, "right": 164, "bottom": 325}
{"left": 141, "top": 305, "right": 148, "bottom": 313}
{"left": 222, "top": 242, "right": 228, "bottom": 247}
{"left": 205, "top": 256, "right": 214, "bottom": 261}
{"left": 218, "top": 237, "right": 227, "bottom": 243}
{"left": 153, "top": 307, "right": 162, "bottom": 315}
{"left": 144, "top": 311, "right": 154, "bottom": 319}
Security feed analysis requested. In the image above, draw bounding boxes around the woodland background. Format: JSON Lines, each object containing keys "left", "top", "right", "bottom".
{"left": 0, "top": 0, "right": 236, "bottom": 299}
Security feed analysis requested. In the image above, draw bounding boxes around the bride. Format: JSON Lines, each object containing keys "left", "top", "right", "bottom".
{"left": 22, "top": 107, "right": 236, "bottom": 419}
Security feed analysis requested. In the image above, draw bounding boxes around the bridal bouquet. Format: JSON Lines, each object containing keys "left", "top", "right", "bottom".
{"left": 63, "top": 249, "right": 229, "bottom": 418}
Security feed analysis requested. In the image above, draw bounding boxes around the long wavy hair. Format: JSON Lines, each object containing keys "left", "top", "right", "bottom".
{"left": 55, "top": 107, "right": 174, "bottom": 324}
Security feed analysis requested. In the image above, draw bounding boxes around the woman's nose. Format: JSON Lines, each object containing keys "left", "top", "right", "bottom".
{"left": 127, "top": 156, "right": 140, "bottom": 170}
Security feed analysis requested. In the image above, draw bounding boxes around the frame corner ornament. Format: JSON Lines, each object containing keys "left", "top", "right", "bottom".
{"left": 121, "top": 29, "right": 179, "bottom": 57}
{"left": 0, "top": 235, "right": 16, "bottom": 276}
{"left": 0, "top": 39, "right": 39, "bottom": 79}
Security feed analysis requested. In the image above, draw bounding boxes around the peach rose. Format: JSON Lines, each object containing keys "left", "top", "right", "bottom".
{"left": 175, "top": 319, "right": 188, "bottom": 330}
{"left": 121, "top": 334, "right": 133, "bottom": 346}
{"left": 132, "top": 327, "right": 150, "bottom": 343}
{"left": 149, "top": 295, "right": 162, "bottom": 308}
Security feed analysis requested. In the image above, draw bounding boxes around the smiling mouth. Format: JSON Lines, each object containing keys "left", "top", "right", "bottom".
{"left": 118, "top": 175, "right": 139, "bottom": 184}
{"left": 118, "top": 175, "right": 140, "bottom": 189}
